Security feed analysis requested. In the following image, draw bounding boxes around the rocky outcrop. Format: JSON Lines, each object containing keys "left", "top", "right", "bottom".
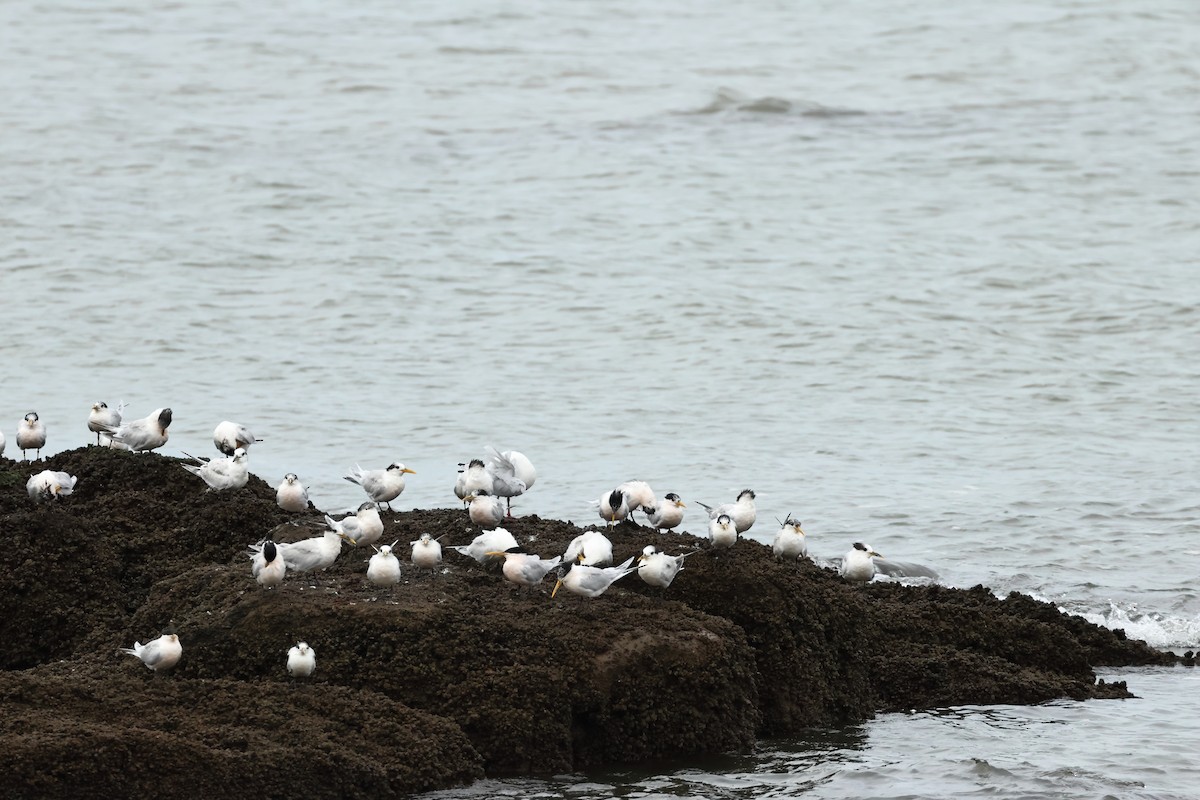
{"left": 0, "top": 448, "right": 1174, "bottom": 795}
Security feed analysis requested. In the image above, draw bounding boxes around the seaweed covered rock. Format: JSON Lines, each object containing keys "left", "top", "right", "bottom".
{"left": 0, "top": 447, "right": 1178, "bottom": 795}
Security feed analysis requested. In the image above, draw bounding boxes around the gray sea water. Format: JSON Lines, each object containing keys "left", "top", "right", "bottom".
{"left": 2, "top": 0, "right": 1198, "bottom": 796}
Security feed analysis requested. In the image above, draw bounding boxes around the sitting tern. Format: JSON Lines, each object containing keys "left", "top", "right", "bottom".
{"left": 276, "top": 473, "right": 310, "bottom": 512}
{"left": 367, "top": 541, "right": 402, "bottom": 586}
{"left": 486, "top": 547, "right": 562, "bottom": 588}
{"left": 287, "top": 642, "right": 316, "bottom": 678}
{"left": 120, "top": 633, "right": 182, "bottom": 672}
{"left": 325, "top": 502, "right": 383, "bottom": 548}
{"left": 552, "top": 556, "right": 638, "bottom": 599}
{"left": 180, "top": 447, "right": 249, "bottom": 491}
{"left": 772, "top": 516, "right": 808, "bottom": 561}
{"left": 636, "top": 545, "right": 697, "bottom": 589}
{"left": 26, "top": 470, "right": 77, "bottom": 502}
{"left": 839, "top": 542, "right": 881, "bottom": 582}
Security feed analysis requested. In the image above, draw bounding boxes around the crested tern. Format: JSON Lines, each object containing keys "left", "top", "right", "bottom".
{"left": 839, "top": 542, "right": 881, "bottom": 582}
{"left": 251, "top": 540, "right": 287, "bottom": 588}
{"left": 276, "top": 473, "right": 310, "bottom": 512}
{"left": 101, "top": 407, "right": 172, "bottom": 452}
{"left": 643, "top": 492, "right": 686, "bottom": 533}
{"left": 26, "top": 470, "right": 77, "bottom": 502}
{"left": 467, "top": 490, "right": 506, "bottom": 530}
{"left": 120, "top": 633, "right": 182, "bottom": 672}
{"left": 325, "top": 502, "right": 383, "bottom": 548}
{"left": 697, "top": 489, "right": 757, "bottom": 534}
{"left": 344, "top": 462, "right": 414, "bottom": 511}
{"left": 563, "top": 530, "right": 614, "bottom": 567}
{"left": 367, "top": 541, "right": 402, "bottom": 586}
{"left": 709, "top": 513, "right": 738, "bottom": 550}
{"left": 87, "top": 401, "right": 124, "bottom": 445}
{"left": 772, "top": 515, "right": 807, "bottom": 560}
{"left": 486, "top": 547, "right": 562, "bottom": 588}
{"left": 180, "top": 447, "right": 249, "bottom": 491}
{"left": 410, "top": 533, "right": 443, "bottom": 573}
{"left": 213, "top": 420, "right": 263, "bottom": 455}
{"left": 552, "top": 556, "right": 638, "bottom": 599}
{"left": 287, "top": 642, "right": 316, "bottom": 678}
{"left": 16, "top": 411, "right": 46, "bottom": 460}
{"left": 636, "top": 545, "right": 697, "bottom": 589}
{"left": 448, "top": 527, "right": 519, "bottom": 564}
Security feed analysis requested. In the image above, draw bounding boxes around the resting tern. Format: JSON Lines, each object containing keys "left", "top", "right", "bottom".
{"left": 100, "top": 407, "right": 172, "bottom": 452}
{"left": 180, "top": 447, "right": 249, "bottom": 491}
{"left": 26, "top": 470, "right": 77, "bottom": 502}
{"left": 552, "top": 556, "right": 638, "bottom": 599}
{"left": 344, "top": 462, "right": 415, "bottom": 511}
{"left": 448, "top": 528, "right": 519, "bottom": 564}
{"left": 120, "top": 633, "right": 182, "bottom": 672}
{"left": 839, "top": 542, "right": 882, "bottom": 582}
{"left": 636, "top": 545, "right": 697, "bottom": 589}
{"left": 325, "top": 502, "right": 383, "bottom": 547}
{"left": 697, "top": 489, "right": 757, "bottom": 534}
{"left": 467, "top": 490, "right": 506, "bottom": 530}
{"left": 287, "top": 642, "right": 316, "bottom": 678}
{"left": 251, "top": 530, "right": 343, "bottom": 575}
{"left": 367, "top": 542, "right": 402, "bottom": 586}
{"left": 772, "top": 516, "right": 808, "bottom": 560}
{"left": 643, "top": 493, "right": 686, "bottom": 533}
{"left": 486, "top": 547, "right": 562, "bottom": 588}
{"left": 563, "top": 530, "right": 614, "bottom": 567}
{"left": 251, "top": 540, "right": 286, "bottom": 588}
{"left": 410, "top": 533, "right": 444, "bottom": 573}
{"left": 276, "top": 473, "right": 310, "bottom": 512}
{"left": 16, "top": 412, "right": 46, "bottom": 460}
{"left": 213, "top": 420, "right": 263, "bottom": 455}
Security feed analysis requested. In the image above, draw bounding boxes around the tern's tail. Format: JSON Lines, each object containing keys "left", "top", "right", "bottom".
{"left": 695, "top": 501, "right": 714, "bottom": 514}
{"left": 180, "top": 464, "right": 203, "bottom": 478}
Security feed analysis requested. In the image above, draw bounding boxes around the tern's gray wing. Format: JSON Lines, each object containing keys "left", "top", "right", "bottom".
{"left": 140, "top": 641, "right": 167, "bottom": 668}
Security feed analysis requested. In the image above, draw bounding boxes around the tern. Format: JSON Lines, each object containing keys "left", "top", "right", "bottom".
{"left": 119, "top": 633, "right": 182, "bottom": 673}
{"left": 213, "top": 420, "right": 262, "bottom": 455}
{"left": 16, "top": 412, "right": 46, "bottom": 460}
{"left": 100, "top": 407, "right": 172, "bottom": 452}
{"left": 552, "top": 556, "right": 638, "bottom": 599}
{"left": 697, "top": 489, "right": 756, "bottom": 534}
{"left": 344, "top": 462, "right": 415, "bottom": 511}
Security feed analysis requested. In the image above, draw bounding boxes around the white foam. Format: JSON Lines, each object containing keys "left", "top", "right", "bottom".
{"left": 1076, "top": 601, "right": 1200, "bottom": 650}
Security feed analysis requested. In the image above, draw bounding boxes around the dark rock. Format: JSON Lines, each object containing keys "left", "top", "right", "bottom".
{"left": 0, "top": 448, "right": 1178, "bottom": 794}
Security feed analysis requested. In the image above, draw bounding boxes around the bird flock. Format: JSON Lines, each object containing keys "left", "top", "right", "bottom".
{"left": 6, "top": 403, "right": 925, "bottom": 677}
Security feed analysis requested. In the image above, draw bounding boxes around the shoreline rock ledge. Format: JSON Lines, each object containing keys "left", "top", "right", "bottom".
{"left": 0, "top": 448, "right": 1174, "bottom": 796}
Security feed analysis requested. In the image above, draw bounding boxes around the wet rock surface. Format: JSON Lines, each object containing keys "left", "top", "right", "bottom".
{"left": 0, "top": 448, "right": 1175, "bottom": 794}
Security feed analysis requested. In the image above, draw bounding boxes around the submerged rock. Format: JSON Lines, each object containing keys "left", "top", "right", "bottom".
{"left": 0, "top": 448, "right": 1175, "bottom": 794}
